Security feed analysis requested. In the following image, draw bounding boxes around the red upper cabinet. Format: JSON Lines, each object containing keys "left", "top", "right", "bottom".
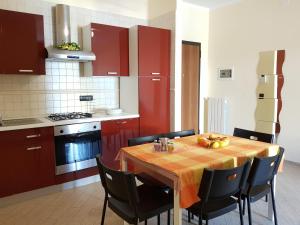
{"left": 138, "top": 25, "right": 171, "bottom": 77}
{"left": 84, "top": 23, "right": 129, "bottom": 76}
{"left": 0, "top": 9, "right": 45, "bottom": 75}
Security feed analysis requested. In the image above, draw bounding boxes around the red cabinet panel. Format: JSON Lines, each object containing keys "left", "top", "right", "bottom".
{"left": 139, "top": 76, "right": 170, "bottom": 136}
{"left": 101, "top": 118, "right": 139, "bottom": 169}
{"left": 91, "top": 23, "right": 129, "bottom": 76}
{"left": 0, "top": 9, "right": 45, "bottom": 75}
{"left": 0, "top": 127, "right": 55, "bottom": 197}
{"left": 101, "top": 120, "right": 121, "bottom": 169}
{"left": 138, "top": 25, "right": 171, "bottom": 77}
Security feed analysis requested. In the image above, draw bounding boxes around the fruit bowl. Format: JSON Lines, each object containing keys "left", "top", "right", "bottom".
{"left": 197, "top": 134, "right": 230, "bottom": 149}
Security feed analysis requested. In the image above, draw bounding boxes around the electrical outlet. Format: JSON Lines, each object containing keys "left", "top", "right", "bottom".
{"left": 79, "top": 95, "right": 93, "bottom": 101}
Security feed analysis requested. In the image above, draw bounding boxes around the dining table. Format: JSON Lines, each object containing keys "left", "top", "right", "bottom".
{"left": 119, "top": 133, "right": 281, "bottom": 225}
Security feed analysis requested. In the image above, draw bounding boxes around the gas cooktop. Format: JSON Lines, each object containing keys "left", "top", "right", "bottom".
{"left": 48, "top": 112, "right": 92, "bottom": 121}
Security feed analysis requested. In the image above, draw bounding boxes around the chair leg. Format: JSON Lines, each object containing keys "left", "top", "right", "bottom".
{"left": 167, "top": 210, "right": 170, "bottom": 225}
{"left": 247, "top": 196, "right": 252, "bottom": 225}
{"left": 157, "top": 214, "right": 160, "bottom": 225}
{"left": 242, "top": 199, "right": 246, "bottom": 215}
{"left": 265, "top": 194, "right": 268, "bottom": 202}
{"left": 145, "top": 219, "right": 147, "bottom": 225}
{"left": 188, "top": 210, "right": 191, "bottom": 222}
{"left": 271, "top": 184, "right": 278, "bottom": 225}
{"left": 198, "top": 214, "right": 202, "bottom": 225}
{"left": 206, "top": 219, "right": 208, "bottom": 225}
{"left": 100, "top": 196, "right": 108, "bottom": 225}
{"left": 238, "top": 199, "right": 244, "bottom": 225}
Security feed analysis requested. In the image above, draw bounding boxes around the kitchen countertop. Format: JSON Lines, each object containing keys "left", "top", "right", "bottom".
{"left": 0, "top": 113, "right": 139, "bottom": 132}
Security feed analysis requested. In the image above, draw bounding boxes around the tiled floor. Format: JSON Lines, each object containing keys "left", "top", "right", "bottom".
{"left": 0, "top": 161, "right": 299, "bottom": 225}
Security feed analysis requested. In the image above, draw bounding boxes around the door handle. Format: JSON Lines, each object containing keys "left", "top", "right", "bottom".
{"left": 152, "top": 78, "right": 161, "bottom": 81}
{"left": 107, "top": 72, "right": 118, "bottom": 75}
{"left": 26, "top": 134, "right": 41, "bottom": 139}
{"left": 151, "top": 72, "right": 160, "bottom": 75}
{"left": 26, "top": 146, "right": 42, "bottom": 151}
{"left": 19, "top": 69, "right": 33, "bottom": 73}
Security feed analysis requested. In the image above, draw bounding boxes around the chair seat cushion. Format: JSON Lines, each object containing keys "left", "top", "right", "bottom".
{"left": 188, "top": 197, "right": 237, "bottom": 220}
{"left": 108, "top": 184, "right": 173, "bottom": 223}
{"left": 242, "top": 184, "right": 271, "bottom": 202}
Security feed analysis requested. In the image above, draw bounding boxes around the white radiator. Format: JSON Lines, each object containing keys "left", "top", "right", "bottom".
{"left": 206, "top": 97, "right": 228, "bottom": 134}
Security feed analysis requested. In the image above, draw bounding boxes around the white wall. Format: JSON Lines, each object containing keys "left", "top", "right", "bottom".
{"left": 42, "top": 0, "right": 148, "bottom": 19}
{"left": 208, "top": 0, "right": 300, "bottom": 162}
{"left": 180, "top": 2, "right": 209, "bottom": 133}
{"left": 148, "top": 0, "right": 176, "bottom": 19}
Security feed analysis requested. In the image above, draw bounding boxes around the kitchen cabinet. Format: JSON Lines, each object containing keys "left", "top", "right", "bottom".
{"left": 84, "top": 23, "right": 129, "bottom": 76}
{"left": 0, "top": 127, "right": 55, "bottom": 197}
{"left": 139, "top": 76, "right": 170, "bottom": 136}
{"left": 138, "top": 25, "right": 170, "bottom": 77}
{"left": 101, "top": 118, "right": 139, "bottom": 169}
{"left": 0, "top": 9, "right": 45, "bottom": 75}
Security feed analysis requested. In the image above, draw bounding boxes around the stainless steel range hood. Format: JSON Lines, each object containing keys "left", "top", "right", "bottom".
{"left": 46, "top": 4, "right": 95, "bottom": 62}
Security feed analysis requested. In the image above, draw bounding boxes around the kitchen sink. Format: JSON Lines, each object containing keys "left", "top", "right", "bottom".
{"left": 0, "top": 118, "right": 43, "bottom": 127}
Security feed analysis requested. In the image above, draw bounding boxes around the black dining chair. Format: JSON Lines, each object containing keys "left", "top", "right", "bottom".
{"left": 187, "top": 161, "right": 251, "bottom": 225}
{"left": 96, "top": 156, "right": 173, "bottom": 225}
{"left": 128, "top": 134, "right": 162, "bottom": 146}
{"left": 162, "top": 129, "right": 195, "bottom": 139}
{"left": 233, "top": 127, "right": 274, "bottom": 202}
{"left": 242, "top": 147, "right": 284, "bottom": 225}
{"left": 233, "top": 128, "right": 274, "bottom": 143}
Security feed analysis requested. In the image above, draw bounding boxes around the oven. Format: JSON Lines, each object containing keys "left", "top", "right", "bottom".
{"left": 54, "top": 122, "right": 101, "bottom": 175}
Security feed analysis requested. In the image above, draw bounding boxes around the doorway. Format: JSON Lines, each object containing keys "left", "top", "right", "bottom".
{"left": 181, "top": 41, "right": 201, "bottom": 133}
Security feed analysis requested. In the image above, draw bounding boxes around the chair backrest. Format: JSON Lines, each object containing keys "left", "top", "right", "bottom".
{"left": 247, "top": 147, "right": 284, "bottom": 187}
{"left": 96, "top": 156, "right": 139, "bottom": 207}
{"left": 233, "top": 128, "right": 274, "bottom": 143}
{"left": 198, "top": 161, "right": 251, "bottom": 202}
{"left": 163, "top": 129, "right": 195, "bottom": 139}
{"left": 128, "top": 134, "right": 162, "bottom": 146}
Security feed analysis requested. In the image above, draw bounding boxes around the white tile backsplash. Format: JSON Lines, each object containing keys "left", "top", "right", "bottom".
{"left": 0, "top": 61, "right": 119, "bottom": 119}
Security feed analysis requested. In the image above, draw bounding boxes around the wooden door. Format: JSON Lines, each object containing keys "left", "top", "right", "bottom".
{"left": 0, "top": 9, "right": 45, "bottom": 75}
{"left": 181, "top": 42, "right": 200, "bottom": 133}
{"left": 138, "top": 25, "right": 171, "bottom": 77}
{"left": 91, "top": 23, "right": 129, "bottom": 76}
{"left": 139, "top": 76, "right": 170, "bottom": 136}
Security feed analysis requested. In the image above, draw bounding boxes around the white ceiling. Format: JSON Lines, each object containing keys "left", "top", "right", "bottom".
{"left": 183, "top": 0, "right": 241, "bottom": 9}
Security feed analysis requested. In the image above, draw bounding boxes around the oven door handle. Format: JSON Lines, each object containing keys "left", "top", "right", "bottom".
{"left": 68, "top": 131, "right": 99, "bottom": 140}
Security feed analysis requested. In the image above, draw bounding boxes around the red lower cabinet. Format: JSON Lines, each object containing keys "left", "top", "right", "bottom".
{"left": 0, "top": 127, "right": 55, "bottom": 197}
{"left": 101, "top": 118, "right": 139, "bottom": 170}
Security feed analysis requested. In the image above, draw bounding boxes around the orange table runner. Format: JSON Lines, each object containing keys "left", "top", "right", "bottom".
{"left": 119, "top": 134, "right": 280, "bottom": 208}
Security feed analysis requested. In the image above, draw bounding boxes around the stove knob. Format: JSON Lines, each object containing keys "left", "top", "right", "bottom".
{"left": 93, "top": 125, "right": 97, "bottom": 129}
{"left": 60, "top": 130, "right": 64, "bottom": 134}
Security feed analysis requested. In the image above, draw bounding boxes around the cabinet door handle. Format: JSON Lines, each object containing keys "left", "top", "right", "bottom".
{"left": 107, "top": 72, "right": 117, "bottom": 75}
{"left": 151, "top": 72, "right": 160, "bottom": 75}
{"left": 26, "top": 134, "right": 41, "bottom": 139}
{"left": 19, "top": 69, "right": 33, "bottom": 73}
{"left": 26, "top": 146, "right": 42, "bottom": 151}
{"left": 152, "top": 78, "right": 161, "bottom": 81}
{"left": 120, "top": 121, "right": 127, "bottom": 124}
